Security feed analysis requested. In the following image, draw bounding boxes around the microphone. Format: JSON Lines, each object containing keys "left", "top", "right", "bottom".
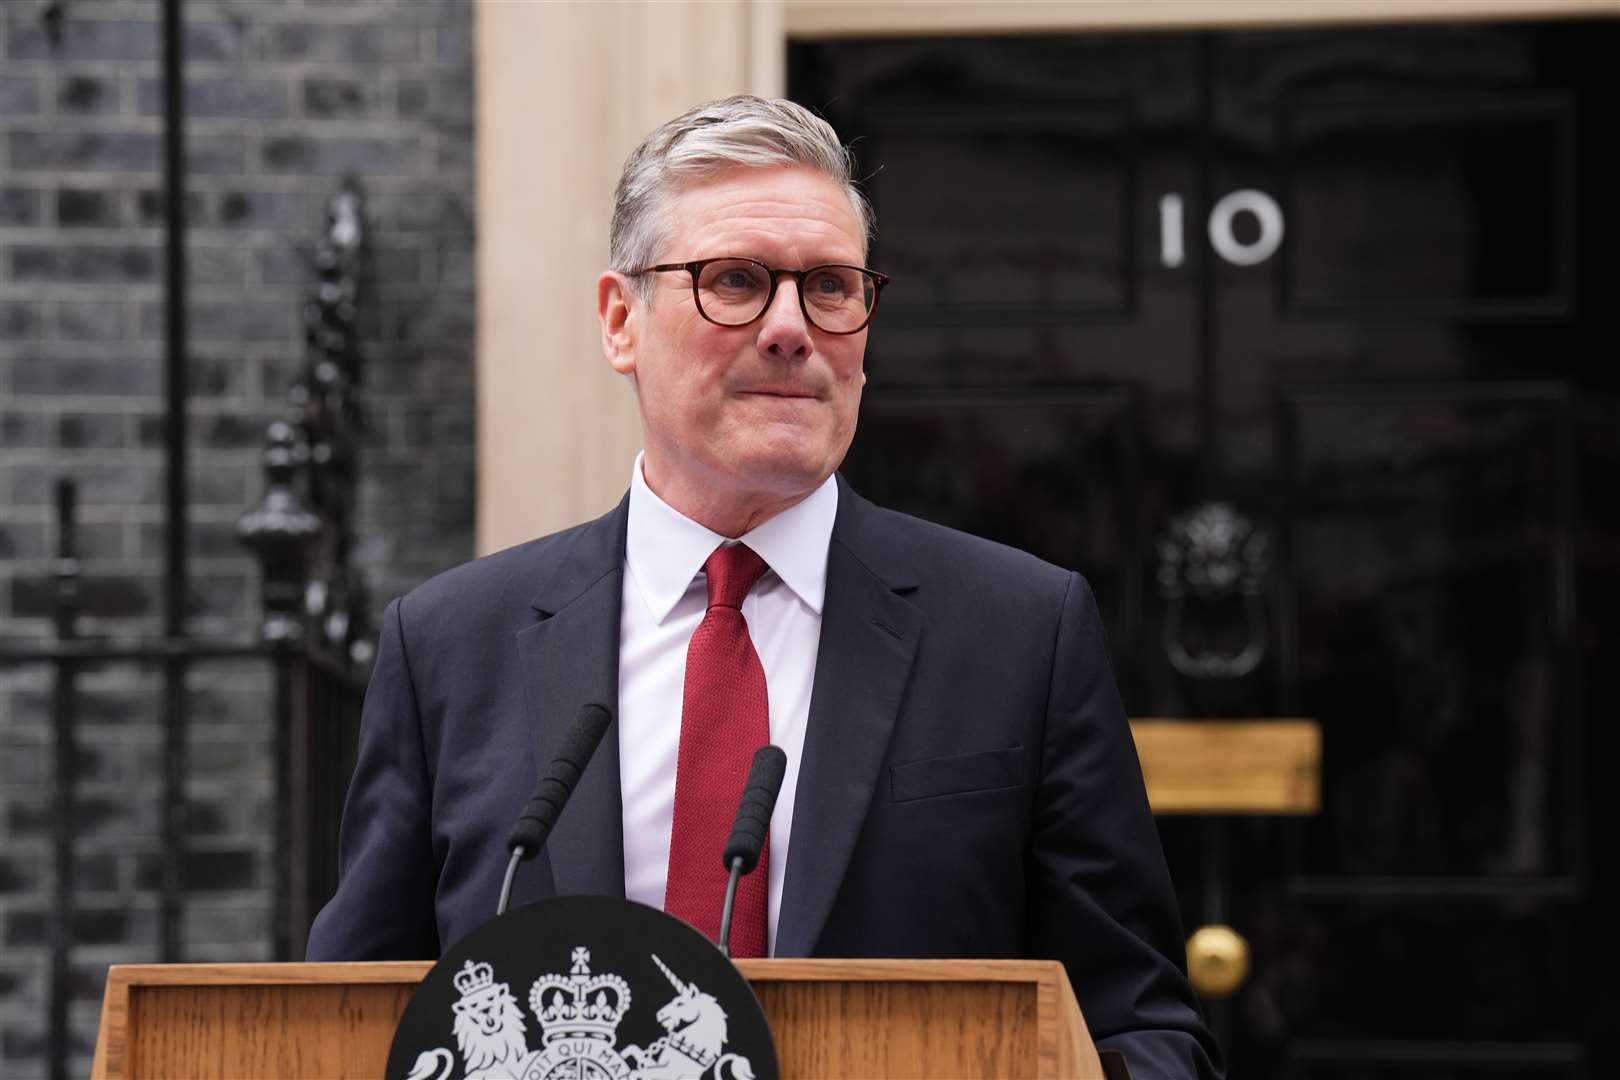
{"left": 717, "top": 745, "right": 787, "bottom": 958}
{"left": 496, "top": 703, "right": 612, "bottom": 916}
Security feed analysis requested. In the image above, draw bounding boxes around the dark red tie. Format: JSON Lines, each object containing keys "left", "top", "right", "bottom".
{"left": 663, "top": 543, "right": 771, "bottom": 957}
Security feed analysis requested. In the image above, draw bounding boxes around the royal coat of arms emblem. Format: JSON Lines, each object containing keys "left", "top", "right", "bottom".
{"left": 387, "top": 896, "right": 776, "bottom": 1080}
{"left": 402, "top": 946, "right": 758, "bottom": 1080}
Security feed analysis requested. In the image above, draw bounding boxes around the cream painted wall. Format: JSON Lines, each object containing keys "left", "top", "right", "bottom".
{"left": 475, "top": 0, "right": 1614, "bottom": 555}
{"left": 475, "top": 0, "right": 784, "bottom": 554}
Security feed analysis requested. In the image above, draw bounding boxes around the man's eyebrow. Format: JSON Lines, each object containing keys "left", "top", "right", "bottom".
{"left": 720, "top": 254, "right": 865, "bottom": 268}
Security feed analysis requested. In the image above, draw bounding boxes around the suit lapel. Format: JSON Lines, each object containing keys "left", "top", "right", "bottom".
{"left": 513, "top": 496, "right": 630, "bottom": 901}
{"left": 776, "top": 481, "right": 922, "bottom": 957}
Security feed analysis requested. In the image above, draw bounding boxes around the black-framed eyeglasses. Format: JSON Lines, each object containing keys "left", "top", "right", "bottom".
{"left": 630, "top": 257, "right": 890, "bottom": 335}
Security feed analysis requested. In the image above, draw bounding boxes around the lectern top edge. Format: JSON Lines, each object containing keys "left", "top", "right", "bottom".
{"left": 733, "top": 957, "right": 1073, "bottom": 983}
{"left": 104, "top": 960, "right": 435, "bottom": 987}
{"left": 105, "top": 956, "right": 1074, "bottom": 986}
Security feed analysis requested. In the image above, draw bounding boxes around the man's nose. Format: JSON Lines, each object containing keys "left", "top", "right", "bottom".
{"left": 756, "top": 276, "right": 812, "bottom": 361}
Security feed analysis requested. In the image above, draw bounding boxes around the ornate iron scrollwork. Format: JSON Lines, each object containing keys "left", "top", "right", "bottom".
{"left": 1157, "top": 501, "right": 1270, "bottom": 679}
{"left": 237, "top": 421, "right": 323, "bottom": 642}
{"left": 239, "top": 179, "right": 373, "bottom": 665}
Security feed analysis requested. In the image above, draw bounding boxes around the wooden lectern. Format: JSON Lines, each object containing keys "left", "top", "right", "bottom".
{"left": 91, "top": 958, "right": 1103, "bottom": 1078}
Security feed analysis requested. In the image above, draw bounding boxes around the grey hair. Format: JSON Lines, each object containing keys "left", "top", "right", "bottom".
{"left": 609, "top": 95, "right": 872, "bottom": 302}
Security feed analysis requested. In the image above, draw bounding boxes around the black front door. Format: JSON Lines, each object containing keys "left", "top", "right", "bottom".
{"left": 792, "top": 18, "right": 1619, "bottom": 1077}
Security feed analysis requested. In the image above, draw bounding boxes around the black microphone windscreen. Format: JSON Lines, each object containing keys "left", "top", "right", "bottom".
{"left": 555, "top": 703, "right": 611, "bottom": 773}
{"left": 507, "top": 703, "right": 612, "bottom": 855}
{"left": 722, "top": 745, "right": 787, "bottom": 874}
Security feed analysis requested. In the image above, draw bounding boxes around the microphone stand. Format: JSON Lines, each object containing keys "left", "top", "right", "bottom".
{"left": 717, "top": 744, "right": 786, "bottom": 958}
{"left": 717, "top": 855, "right": 746, "bottom": 959}
{"left": 495, "top": 703, "right": 612, "bottom": 918}
{"left": 497, "top": 846, "right": 526, "bottom": 917}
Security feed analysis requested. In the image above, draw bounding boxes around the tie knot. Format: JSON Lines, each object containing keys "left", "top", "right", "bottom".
{"left": 702, "top": 543, "right": 768, "bottom": 610}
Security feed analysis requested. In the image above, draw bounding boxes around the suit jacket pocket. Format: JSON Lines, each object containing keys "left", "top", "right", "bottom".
{"left": 890, "top": 745, "right": 1025, "bottom": 803}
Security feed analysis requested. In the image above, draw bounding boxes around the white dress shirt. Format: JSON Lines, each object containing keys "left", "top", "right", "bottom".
{"left": 618, "top": 453, "right": 836, "bottom": 956}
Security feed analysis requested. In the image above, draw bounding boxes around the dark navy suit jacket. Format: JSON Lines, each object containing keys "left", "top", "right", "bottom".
{"left": 306, "top": 477, "right": 1222, "bottom": 1078}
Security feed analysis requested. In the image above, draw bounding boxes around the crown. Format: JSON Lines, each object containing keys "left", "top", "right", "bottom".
{"left": 528, "top": 947, "right": 631, "bottom": 1044}
{"left": 453, "top": 960, "right": 495, "bottom": 997}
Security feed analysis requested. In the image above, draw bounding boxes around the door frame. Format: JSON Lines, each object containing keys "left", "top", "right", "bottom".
{"left": 785, "top": 0, "right": 1615, "bottom": 38}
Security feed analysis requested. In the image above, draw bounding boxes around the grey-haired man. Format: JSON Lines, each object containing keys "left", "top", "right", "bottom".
{"left": 309, "top": 95, "right": 1221, "bottom": 1079}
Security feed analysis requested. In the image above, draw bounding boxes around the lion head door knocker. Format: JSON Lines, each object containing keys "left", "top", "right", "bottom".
{"left": 1157, "top": 502, "right": 1271, "bottom": 679}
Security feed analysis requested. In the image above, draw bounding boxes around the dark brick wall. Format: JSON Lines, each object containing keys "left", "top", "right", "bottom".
{"left": 0, "top": 2, "right": 475, "bottom": 1076}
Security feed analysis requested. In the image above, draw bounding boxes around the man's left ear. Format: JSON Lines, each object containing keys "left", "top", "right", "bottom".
{"left": 597, "top": 271, "right": 638, "bottom": 376}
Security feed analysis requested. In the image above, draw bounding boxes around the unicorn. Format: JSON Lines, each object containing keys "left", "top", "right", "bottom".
{"left": 622, "top": 955, "right": 755, "bottom": 1080}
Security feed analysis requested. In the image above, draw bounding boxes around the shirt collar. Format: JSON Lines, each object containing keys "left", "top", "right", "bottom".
{"left": 625, "top": 452, "right": 838, "bottom": 624}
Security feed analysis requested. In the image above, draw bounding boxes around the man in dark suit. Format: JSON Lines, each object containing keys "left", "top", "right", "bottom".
{"left": 308, "top": 95, "right": 1220, "bottom": 1078}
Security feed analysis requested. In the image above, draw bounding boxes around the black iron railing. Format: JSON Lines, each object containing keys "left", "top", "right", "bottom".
{"left": 0, "top": 177, "right": 376, "bottom": 1080}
